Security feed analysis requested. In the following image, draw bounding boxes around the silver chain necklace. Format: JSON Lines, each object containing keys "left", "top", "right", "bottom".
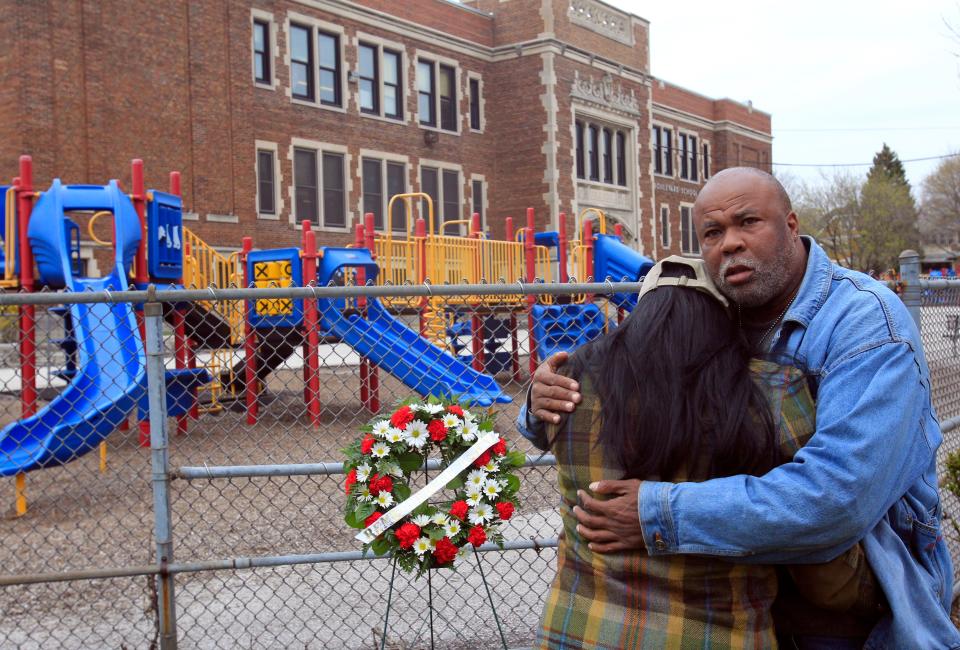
{"left": 738, "top": 289, "right": 799, "bottom": 349}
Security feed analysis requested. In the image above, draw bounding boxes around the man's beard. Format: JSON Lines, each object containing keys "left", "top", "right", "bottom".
{"left": 714, "top": 233, "right": 798, "bottom": 308}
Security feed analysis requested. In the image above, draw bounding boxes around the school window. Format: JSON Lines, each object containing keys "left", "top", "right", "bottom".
{"left": 253, "top": 20, "right": 271, "bottom": 85}
{"left": 469, "top": 77, "right": 482, "bottom": 131}
{"left": 575, "top": 119, "right": 630, "bottom": 187}
{"left": 438, "top": 65, "right": 456, "bottom": 131}
{"left": 418, "top": 59, "right": 457, "bottom": 132}
{"left": 358, "top": 43, "right": 403, "bottom": 120}
{"left": 602, "top": 128, "right": 613, "bottom": 183}
{"left": 290, "top": 24, "right": 314, "bottom": 101}
{"left": 680, "top": 133, "right": 699, "bottom": 181}
{"left": 417, "top": 60, "right": 435, "bottom": 126}
{"left": 318, "top": 31, "right": 341, "bottom": 106}
{"left": 257, "top": 149, "right": 276, "bottom": 215}
{"left": 679, "top": 134, "right": 688, "bottom": 180}
{"left": 660, "top": 206, "right": 670, "bottom": 248}
{"left": 587, "top": 126, "right": 599, "bottom": 181}
{"left": 471, "top": 179, "right": 485, "bottom": 232}
{"left": 680, "top": 206, "right": 700, "bottom": 255}
{"left": 358, "top": 44, "right": 379, "bottom": 114}
{"left": 383, "top": 50, "right": 402, "bottom": 119}
{"left": 616, "top": 132, "right": 626, "bottom": 186}
{"left": 653, "top": 126, "right": 673, "bottom": 176}
{"left": 420, "top": 167, "right": 461, "bottom": 234}
{"left": 362, "top": 157, "right": 407, "bottom": 232}
{"left": 702, "top": 142, "right": 711, "bottom": 179}
{"left": 294, "top": 147, "right": 345, "bottom": 229}
{"left": 575, "top": 121, "right": 585, "bottom": 179}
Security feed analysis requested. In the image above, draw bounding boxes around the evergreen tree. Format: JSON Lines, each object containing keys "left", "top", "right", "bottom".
{"left": 867, "top": 143, "right": 910, "bottom": 190}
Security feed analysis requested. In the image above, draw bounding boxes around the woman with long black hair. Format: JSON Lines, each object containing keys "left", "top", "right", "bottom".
{"left": 533, "top": 256, "right": 879, "bottom": 649}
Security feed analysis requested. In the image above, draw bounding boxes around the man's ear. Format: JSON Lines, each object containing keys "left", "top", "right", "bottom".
{"left": 785, "top": 211, "right": 800, "bottom": 238}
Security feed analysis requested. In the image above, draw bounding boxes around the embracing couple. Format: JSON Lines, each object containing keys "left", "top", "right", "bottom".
{"left": 519, "top": 168, "right": 959, "bottom": 649}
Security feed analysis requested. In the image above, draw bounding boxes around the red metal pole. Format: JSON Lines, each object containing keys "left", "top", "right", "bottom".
{"left": 302, "top": 222, "right": 321, "bottom": 427}
{"left": 558, "top": 212, "right": 568, "bottom": 284}
{"left": 583, "top": 219, "right": 595, "bottom": 303}
{"left": 614, "top": 223, "right": 623, "bottom": 239}
{"left": 242, "top": 237, "right": 258, "bottom": 424}
{"left": 524, "top": 214, "right": 538, "bottom": 375}
{"left": 131, "top": 160, "right": 148, "bottom": 288}
{"left": 363, "top": 213, "right": 379, "bottom": 412}
{"left": 16, "top": 157, "right": 36, "bottom": 418}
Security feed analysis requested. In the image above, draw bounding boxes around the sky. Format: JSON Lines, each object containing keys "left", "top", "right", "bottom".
{"left": 612, "top": 0, "right": 960, "bottom": 194}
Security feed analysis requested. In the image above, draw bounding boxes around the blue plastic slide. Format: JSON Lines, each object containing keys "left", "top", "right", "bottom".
{"left": 319, "top": 298, "right": 511, "bottom": 406}
{"left": 0, "top": 181, "right": 145, "bottom": 476}
{"left": 592, "top": 234, "right": 654, "bottom": 312}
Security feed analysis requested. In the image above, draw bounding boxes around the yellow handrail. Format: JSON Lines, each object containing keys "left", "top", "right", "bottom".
{"left": 388, "top": 192, "right": 435, "bottom": 239}
{"left": 3, "top": 187, "right": 15, "bottom": 283}
{"left": 576, "top": 207, "right": 607, "bottom": 237}
{"left": 87, "top": 211, "right": 114, "bottom": 246}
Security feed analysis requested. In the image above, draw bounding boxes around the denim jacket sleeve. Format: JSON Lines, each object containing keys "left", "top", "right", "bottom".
{"left": 516, "top": 388, "right": 551, "bottom": 451}
{"left": 639, "top": 339, "right": 936, "bottom": 563}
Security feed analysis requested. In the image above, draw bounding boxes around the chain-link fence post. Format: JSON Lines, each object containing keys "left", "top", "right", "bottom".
{"left": 900, "top": 249, "right": 922, "bottom": 332}
{"left": 144, "top": 299, "right": 179, "bottom": 649}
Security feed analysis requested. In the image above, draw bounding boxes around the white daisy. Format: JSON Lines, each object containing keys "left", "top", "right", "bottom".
{"left": 378, "top": 461, "right": 402, "bottom": 478}
{"left": 412, "top": 514, "right": 432, "bottom": 527}
{"left": 468, "top": 503, "right": 494, "bottom": 525}
{"left": 482, "top": 479, "right": 502, "bottom": 499}
{"left": 465, "top": 492, "right": 483, "bottom": 507}
{"left": 412, "top": 537, "right": 433, "bottom": 556}
{"left": 461, "top": 423, "right": 479, "bottom": 441}
{"left": 431, "top": 512, "right": 449, "bottom": 526}
{"left": 357, "top": 486, "right": 374, "bottom": 503}
{"left": 371, "top": 442, "right": 390, "bottom": 458}
{"left": 482, "top": 459, "right": 499, "bottom": 473}
{"left": 466, "top": 469, "right": 487, "bottom": 489}
{"left": 423, "top": 403, "right": 445, "bottom": 415}
{"left": 404, "top": 421, "right": 428, "bottom": 449}
{"left": 371, "top": 420, "right": 391, "bottom": 438}
{"left": 376, "top": 492, "right": 394, "bottom": 508}
{"left": 386, "top": 427, "right": 405, "bottom": 443}
{"left": 355, "top": 463, "right": 372, "bottom": 482}
{"left": 444, "top": 520, "right": 462, "bottom": 538}
{"left": 442, "top": 413, "right": 461, "bottom": 429}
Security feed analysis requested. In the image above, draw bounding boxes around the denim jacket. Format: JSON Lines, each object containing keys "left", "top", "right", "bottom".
{"left": 517, "top": 238, "right": 960, "bottom": 649}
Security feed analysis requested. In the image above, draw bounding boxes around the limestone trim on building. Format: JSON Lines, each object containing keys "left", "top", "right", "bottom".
{"left": 352, "top": 30, "right": 410, "bottom": 125}
{"left": 540, "top": 52, "right": 560, "bottom": 230}
{"left": 570, "top": 69, "right": 640, "bottom": 117}
{"left": 254, "top": 139, "right": 284, "bottom": 221}
{"left": 568, "top": 0, "right": 635, "bottom": 46}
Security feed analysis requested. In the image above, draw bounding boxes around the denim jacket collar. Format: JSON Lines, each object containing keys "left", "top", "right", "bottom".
{"left": 783, "top": 236, "right": 833, "bottom": 330}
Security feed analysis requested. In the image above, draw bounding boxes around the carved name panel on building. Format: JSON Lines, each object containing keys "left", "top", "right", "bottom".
{"left": 655, "top": 181, "right": 699, "bottom": 199}
{"left": 568, "top": 0, "right": 634, "bottom": 46}
{"left": 571, "top": 71, "right": 640, "bottom": 115}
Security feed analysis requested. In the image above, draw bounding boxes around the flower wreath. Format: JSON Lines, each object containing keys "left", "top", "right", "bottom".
{"left": 343, "top": 397, "right": 523, "bottom": 576}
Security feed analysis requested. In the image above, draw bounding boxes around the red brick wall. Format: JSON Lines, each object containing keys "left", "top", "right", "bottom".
{"left": 360, "top": 0, "right": 494, "bottom": 47}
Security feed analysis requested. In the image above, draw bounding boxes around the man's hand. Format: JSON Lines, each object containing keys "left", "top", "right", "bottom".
{"left": 530, "top": 352, "right": 581, "bottom": 424}
{"left": 573, "top": 479, "right": 644, "bottom": 553}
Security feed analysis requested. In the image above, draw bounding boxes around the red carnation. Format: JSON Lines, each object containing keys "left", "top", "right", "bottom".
{"left": 495, "top": 501, "right": 515, "bottom": 521}
{"left": 432, "top": 537, "right": 459, "bottom": 564}
{"left": 345, "top": 468, "right": 357, "bottom": 495}
{"left": 396, "top": 522, "right": 421, "bottom": 549}
{"left": 449, "top": 500, "right": 469, "bottom": 521}
{"left": 364, "top": 511, "right": 383, "bottom": 528}
{"left": 428, "top": 420, "right": 448, "bottom": 442}
{"left": 491, "top": 437, "right": 507, "bottom": 456}
{"left": 473, "top": 450, "right": 491, "bottom": 468}
{"left": 369, "top": 473, "right": 393, "bottom": 496}
{"left": 447, "top": 405, "right": 464, "bottom": 417}
{"left": 360, "top": 434, "right": 375, "bottom": 454}
{"left": 390, "top": 406, "right": 415, "bottom": 428}
{"left": 467, "top": 525, "right": 486, "bottom": 547}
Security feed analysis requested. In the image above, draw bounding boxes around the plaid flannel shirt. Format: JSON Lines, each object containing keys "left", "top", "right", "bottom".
{"left": 536, "top": 359, "right": 867, "bottom": 649}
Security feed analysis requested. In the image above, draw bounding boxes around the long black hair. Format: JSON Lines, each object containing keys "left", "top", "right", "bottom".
{"left": 561, "top": 271, "right": 778, "bottom": 480}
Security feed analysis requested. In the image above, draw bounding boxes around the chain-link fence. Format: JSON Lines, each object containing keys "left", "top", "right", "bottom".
{"left": 0, "top": 269, "right": 959, "bottom": 649}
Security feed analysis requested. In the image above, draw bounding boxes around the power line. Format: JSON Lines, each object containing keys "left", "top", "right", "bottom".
{"left": 775, "top": 126, "right": 960, "bottom": 133}
{"left": 772, "top": 152, "right": 960, "bottom": 168}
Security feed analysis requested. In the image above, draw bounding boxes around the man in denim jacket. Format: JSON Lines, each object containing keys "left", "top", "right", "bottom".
{"left": 519, "top": 168, "right": 960, "bottom": 648}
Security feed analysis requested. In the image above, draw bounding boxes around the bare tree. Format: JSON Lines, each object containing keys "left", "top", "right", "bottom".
{"left": 919, "top": 153, "right": 960, "bottom": 242}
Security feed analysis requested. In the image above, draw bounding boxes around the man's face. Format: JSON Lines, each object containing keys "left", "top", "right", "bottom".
{"left": 693, "top": 174, "right": 800, "bottom": 308}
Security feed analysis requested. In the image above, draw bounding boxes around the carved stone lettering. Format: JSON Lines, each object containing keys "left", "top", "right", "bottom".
{"left": 568, "top": 0, "right": 634, "bottom": 46}
{"left": 571, "top": 70, "right": 640, "bottom": 115}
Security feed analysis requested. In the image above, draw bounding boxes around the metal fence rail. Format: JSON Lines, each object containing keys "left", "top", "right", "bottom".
{"left": 0, "top": 269, "right": 958, "bottom": 649}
